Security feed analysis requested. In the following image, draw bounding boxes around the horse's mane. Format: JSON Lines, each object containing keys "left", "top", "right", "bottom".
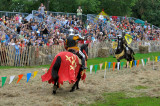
{"left": 80, "top": 44, "right": 88, "bottom": 55}
{"left": 80, "top": 44, "right": 88, "bottom": 51}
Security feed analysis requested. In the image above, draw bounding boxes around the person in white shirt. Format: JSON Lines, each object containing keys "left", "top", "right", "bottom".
{"left": 99, "top": 13, "right": 104, "bottom": 20}
{"left": 39, "top": 3, "right": 46, "bottom": 16}
{"left": 77, "top": 6, "right": 82, "bottom": 20}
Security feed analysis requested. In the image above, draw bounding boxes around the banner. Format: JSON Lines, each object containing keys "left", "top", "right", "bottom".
{"left": 137, "top": 60, "right": 140, "bottom": 67}
{"left": 155, "top": 56, "right": 158, "bottom": 62}
{"left": 127, "top": 61, "right": 129, "bottom": 68}
{"left": 113, "top": 62, "right": 116, "bottom": 71}
{"left": 117, "top": 62, "right": 120, "bottom": 70}
{"left": 9, "top": 76, "right": 15, "bottom": 84}
{"left": 17, "top": 74, "right": 23, "bottom": 83}
{"left": 27, "top": 73, "right": 32, "bottom": 83}
{"left": 120, "top": 62, "right": 124, "bottom": 69}
{"left": 134, "top": 60, "right": 137, "bottom": 66}
{"left": 144, "top": 59, "right": 147, "bottom": 65}
{"left": 2, "top": 77, "right": 7, "bottom": 87}
{"left": 141, "top": 59, "right": 144, "bottom": 66}
{"left": 130, "top": 61, "right": 133, "bottom": 69}
{"left": 125, "top": 34, "right": 132, "bottom": 44}
{"left": 158, "top": 56, "right": 160, "bottom": 62}
{"left": 90, "top": 65, "right": 93, "bottom": 74}
{"left": 99, "top": 63, "right": 103, "bottom": 70}
{"left": 108, "top": 62, "right": 111, "bottom": 69}
{"left": 33, "top": 71, "right": 38, "bottom": 78}
{"left": 105, "top": 62, "right": 107, "bottom": 69}
{"left": 148, "top": 58, "right": 150, "bottom": 63}
{"left": 95, "top": 65, "right": 98, "bottom": 73}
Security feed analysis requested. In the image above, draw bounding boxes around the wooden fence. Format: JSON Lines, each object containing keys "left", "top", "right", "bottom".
{"left": 0, "top": 45, "right": 64, "bottom": 66}
{"left": 0, "top": 41, "right": 160, "bottom": 66}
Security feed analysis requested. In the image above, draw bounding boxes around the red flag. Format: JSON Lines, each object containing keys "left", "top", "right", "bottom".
{"left": 137, "top": 60, "right": 140, "bottom": 67}
{"left": 113, "top": 62, "right": 116, "bottom": 71}
{"left": 17, "top": 74, "right": 23, "bottom": 83}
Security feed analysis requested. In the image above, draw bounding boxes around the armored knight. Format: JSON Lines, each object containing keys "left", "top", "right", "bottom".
{"left": 65, "top": 28, "right": 87, "bottom": 70}
{"left": 116, "top": 30, "right": 130, "bottom": 53}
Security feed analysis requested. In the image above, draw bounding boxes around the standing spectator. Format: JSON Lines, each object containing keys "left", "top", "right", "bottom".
{"left": 99, "top": 13, "right": 104, "bottom": 20}
{"left": 39, "top": 3, "right": 46, "bottom": 17}
{"left": 77, "top": 6, "right": 82, "bottom": 20}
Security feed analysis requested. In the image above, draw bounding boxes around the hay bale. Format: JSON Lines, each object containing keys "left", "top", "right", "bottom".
{"left": 139, "top": 46, "right": 148, "bottom": 54}
{"left": 98, "top": 47, "right": 109, "bottom": 57}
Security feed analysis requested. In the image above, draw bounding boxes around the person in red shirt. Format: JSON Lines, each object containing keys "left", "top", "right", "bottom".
{"left": 19, "top": 40, "right": 25, "bottom": 48}
{"left": 85, "top": 36, "right": 91, "bottom": 44}
{"left": 46, "top": 40, "right": 50, "bottom": 47}
{"left": 19, "top": 40, "right": 25, "bottom": 55}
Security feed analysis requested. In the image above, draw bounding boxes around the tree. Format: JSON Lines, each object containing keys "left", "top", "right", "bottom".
{"left": 76, "top": 0, "right": 101, "bottom": 14}
{"left": 132, "top": 0, "right": 160, "bottom": 26}
{"left": 100, "top": 0, "right": 137, "bottom": 16}
{"left": 0, "top": 0, "right": 12, "bottom": 11}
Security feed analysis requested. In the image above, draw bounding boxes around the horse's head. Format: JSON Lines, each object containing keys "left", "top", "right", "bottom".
{"left": 80, "top": 44, "right": 89, "bottom": 60}
{"left": 117, "top": 35, "right": 124, "bottom": 50}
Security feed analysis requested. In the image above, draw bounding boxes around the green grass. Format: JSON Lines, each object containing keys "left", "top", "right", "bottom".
{"left": 0, "top": 52, "right": 160, "bottom": 70}
{"left": 134, "top": 85, "right": 148, "bottom": 90}
{"left": 87, "top": 52, "right": 160, "bottom": 71}
{"left": 88, "top": 92, "right": 160, "bottom": 106}
{"left": 0, "top": 64, "right": 51, "bottom": 69}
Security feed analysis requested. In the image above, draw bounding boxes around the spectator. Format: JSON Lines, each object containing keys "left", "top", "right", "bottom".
{"left": 77, "top": 6, "right": 82, "bottom": 20}
{"left": 38, "top": 3, "right": 46, "bottom": 17}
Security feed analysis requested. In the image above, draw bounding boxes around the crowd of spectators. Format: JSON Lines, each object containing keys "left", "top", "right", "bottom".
{"left": 0, "top": 3, "right": 160, "bottom": 50}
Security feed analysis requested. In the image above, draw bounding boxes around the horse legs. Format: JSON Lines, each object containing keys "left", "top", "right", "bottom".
{"left": 76, "top": 70, "right": 82, "bottom": 89}
{"left": 53, "top": 82, "right": 59, "bottom": 94}
{"left": 53, "top": 83, "right": 57, "bottom": 94}
{"left": 52, "top": 56, "right": 61, "bottom": 94}
{"left": 70, "top": 69, "right": 82, "bottom": 92}
{"left": 70, "top": 83, "right": 76, "bottom": 92}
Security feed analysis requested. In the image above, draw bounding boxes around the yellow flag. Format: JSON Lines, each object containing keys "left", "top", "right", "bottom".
{"left": 130, "top": 61, "right": 133, "bottom": 69}
{"left": 105, "top": 62, "right": 107, "bottom": 69}
{"left": 125, "top": 34, "right": 132, "bottom": 44}
{"left": 112, "top": 42, "right": 118, "bottom": 49}
{"left": 33, "top": 71, "right": 38, "bottom": 78}
{"left": 155, "top": 56, "right": 158, "bottom": 62}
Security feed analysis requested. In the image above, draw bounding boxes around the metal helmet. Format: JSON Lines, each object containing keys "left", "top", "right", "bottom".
{"left": 68, "top": 28, "right": 74, "bottom": 36}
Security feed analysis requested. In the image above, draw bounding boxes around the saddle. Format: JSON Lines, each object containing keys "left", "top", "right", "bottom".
{"left": 67, "top": 49, "right": 82, "bottom": 65}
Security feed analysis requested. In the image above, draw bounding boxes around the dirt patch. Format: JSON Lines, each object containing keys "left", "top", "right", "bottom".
{"left": 0, "top": 62, "right": 160, "bottom": 106}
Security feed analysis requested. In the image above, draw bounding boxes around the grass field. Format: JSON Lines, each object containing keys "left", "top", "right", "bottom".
{"left": 1, "top": 52, "right": 160, "bottom": 71}
{"left": 89, "top": 92, "right": 160, "bottom": 106}
{"left": 0, "top": 52, "right": 160, "bottom": 106}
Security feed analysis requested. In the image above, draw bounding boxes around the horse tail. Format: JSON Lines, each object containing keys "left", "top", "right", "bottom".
{"left": 52, "top": 56, "right": 61, "bottom": 82}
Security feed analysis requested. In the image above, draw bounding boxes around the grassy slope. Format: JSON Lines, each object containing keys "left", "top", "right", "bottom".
{"left": 0, "top": 52, "right": 160, "bottom": 70}
{"left": 89, "top": 92, "right": 160, "bottom": 106}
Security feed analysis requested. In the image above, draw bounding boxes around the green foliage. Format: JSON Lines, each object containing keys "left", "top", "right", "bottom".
{"left": 132, "top": 0, "right": 160, "bottom": 26}
{"left": 76, "top": 0, "right": 101, "bottom": 13}
{"left": 0, "top": 0, "right": 12, "bottom": 11}
{"left": 100, "top": 0, "right": 137, "bottom": 16}
{"left": 49, "top": 0, "right": 77, "bottom": 13}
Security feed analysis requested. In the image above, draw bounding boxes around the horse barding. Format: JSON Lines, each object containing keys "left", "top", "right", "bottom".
{"left": 41, "top": 44, "right": 88, "bottom": 94}
{"left": 114, "top": 33, "right": 135, "bottom": 68}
